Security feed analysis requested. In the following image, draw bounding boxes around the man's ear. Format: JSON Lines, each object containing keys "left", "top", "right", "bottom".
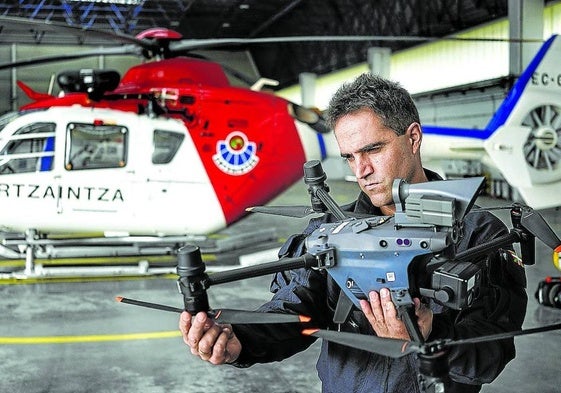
{"left": 407, "top": 122, "right": 423, "bottom": 154}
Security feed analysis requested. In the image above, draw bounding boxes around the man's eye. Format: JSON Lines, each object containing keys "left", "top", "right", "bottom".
{"left": 343, "top": 155, "right": 354, "bottom": 162}
{"left": 366, "top": 145, "right": 381, "bottom": 153}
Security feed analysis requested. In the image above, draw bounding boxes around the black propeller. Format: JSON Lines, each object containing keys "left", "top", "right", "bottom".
{"left": 303, "top": 328, "right": 420, "bottom": 358}
{"left": 246, "top": 205, "right": 317, "bottom": 219}
{"left": 116, "top": 296, "right": 310, "bottom": 325}
{"left": 518, "top": 206, "right": 561, "bottom": 250}
{"left": 303, "top": 322, "right": 561, "bottom": 358}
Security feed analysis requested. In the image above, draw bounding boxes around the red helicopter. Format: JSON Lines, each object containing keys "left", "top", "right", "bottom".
{"left": 0, "top": 17, "right": 330, "bottom": 274}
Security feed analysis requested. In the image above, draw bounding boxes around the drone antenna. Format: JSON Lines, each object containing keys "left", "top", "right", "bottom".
{"left": 303, "top": 160, "right": 347, "bottom": 220}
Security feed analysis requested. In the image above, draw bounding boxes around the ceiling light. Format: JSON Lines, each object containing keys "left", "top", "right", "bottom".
{"left": 66, "top": 0, "right": 144, "bottom": 5}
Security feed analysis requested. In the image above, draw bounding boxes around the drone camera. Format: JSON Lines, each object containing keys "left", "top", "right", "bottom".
{"left": 429, "top": 261, "right": 481, "bottom": 310}
{"left": 535, "top": 276, "right": 561, "bottom": 308}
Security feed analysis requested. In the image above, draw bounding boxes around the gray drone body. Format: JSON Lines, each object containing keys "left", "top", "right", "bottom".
{"left": 305, "top": 176, "right": 486, "bottom": 309}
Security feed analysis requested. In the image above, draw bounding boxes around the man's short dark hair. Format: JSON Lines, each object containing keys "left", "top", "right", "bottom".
{"left": 326, "top": 73, "right": 420, "bottom": 136}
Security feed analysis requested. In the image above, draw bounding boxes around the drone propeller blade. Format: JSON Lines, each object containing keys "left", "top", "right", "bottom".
{"left": 116, "top": 296, "right": 183, "bottom": 313}
{"left": 445, "top": 322, "right": 561, "bottom": 347}
{"left": 116, "top": 297, "right": 310, "bottom": 324}
{"left": 211, "top": 309, "right": 311, "bottom": 324}
{"left": 0, "top": 45, "right": 141, "bottom": 71}
{"left": 302, "top": 329, "right": 419, "bottom": 358}
{"left": 246, "top": 205, "right": 316, "bottom": 218}
{"left": 303, "top": 322, "right": 561, "bottom": 359}
{"left": 520, "top": 208, "right": 561, "bottom": 250}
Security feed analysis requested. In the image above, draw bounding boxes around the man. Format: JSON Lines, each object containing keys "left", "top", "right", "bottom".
{"left": 179, "top": 73, "right": 527, "bottom": 392}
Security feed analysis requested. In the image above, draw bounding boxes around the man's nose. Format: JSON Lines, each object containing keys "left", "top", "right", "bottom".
{"left": 354, "top": 155, "right": 372, "bottom": 179}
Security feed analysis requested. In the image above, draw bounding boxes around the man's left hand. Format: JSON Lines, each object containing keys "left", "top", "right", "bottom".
{"left": 360, "top": 287, "right": 433, "bottom": 340}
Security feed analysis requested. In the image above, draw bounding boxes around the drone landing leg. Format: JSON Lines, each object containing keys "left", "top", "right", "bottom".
{"left": 418, "top": 349, "right": 451, "bottom": 393}
{"left": 333, "top": 291, "right": 354, "bottom": 325}
{"left": 398, "top": 304, "right": 425, "bottom": 343}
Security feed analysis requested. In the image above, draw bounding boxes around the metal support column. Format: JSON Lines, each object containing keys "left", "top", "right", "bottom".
{"left": 508, "top": 0, "right": 544, "bottom": 75}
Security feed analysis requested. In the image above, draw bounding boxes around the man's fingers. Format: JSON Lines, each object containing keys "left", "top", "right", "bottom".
{"left": 208, "top": 328, "right": 233, "bottom": 365}
{"left": 179, "top": 312, "right": 241, "bottom": 365}
{"left": 187, "top": 312, "right": 212, "bottom": 351}
{"left": 197, "top": 324, "right": 223, "bottom": 360}
{"left": 179, "top": 311, "right": 192, "bottom": 345}
{"left": 379, "top": 288, "right": 398, "bottom": 321}
{"left": 368, "top": 290, "right": 385, "bottom": 321}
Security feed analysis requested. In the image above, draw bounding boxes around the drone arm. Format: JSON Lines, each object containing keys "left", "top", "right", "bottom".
{"left": 454, "top": 231, "right": 522, "bottom": 263}
{"left": 314, "top": 187, "right": 348, "bottom": 221}
{"left": 208, "top": 253, "right": 318, "bottom": 286}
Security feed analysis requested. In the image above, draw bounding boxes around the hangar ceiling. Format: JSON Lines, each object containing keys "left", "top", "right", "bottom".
{"left": 0, "top": 0, "right": 551, "bottom": 88}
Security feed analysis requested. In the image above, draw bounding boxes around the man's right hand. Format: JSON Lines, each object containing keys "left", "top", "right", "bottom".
{"left": 179, "top": 311, "right": 242, "bottom": 365}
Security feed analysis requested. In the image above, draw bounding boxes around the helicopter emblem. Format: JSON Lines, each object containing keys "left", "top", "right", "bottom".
{"left": 212, "top": 131, "right": 259, "bottom": 175}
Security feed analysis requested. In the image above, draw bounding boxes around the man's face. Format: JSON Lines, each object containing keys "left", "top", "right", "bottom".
{"left": 334, "top": 109, "right": 424, "bottom": 213}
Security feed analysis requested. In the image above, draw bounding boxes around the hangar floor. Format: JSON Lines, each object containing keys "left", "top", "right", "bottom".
{"left": 0, "top": 178, "right": 560, "bottom": 393}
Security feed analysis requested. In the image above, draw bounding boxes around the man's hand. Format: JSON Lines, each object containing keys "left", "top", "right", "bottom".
{"left": 359, "top": 288, "right": 433, "bottom": 340}
{"left": 179, "top": 311, "right": 242, "bottom": 365}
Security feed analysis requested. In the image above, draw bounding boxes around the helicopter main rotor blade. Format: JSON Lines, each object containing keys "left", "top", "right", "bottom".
{"left": 0, "top": 16, "right": 149, "bottom": 47}
{"left": 520, "top": 208, "right": 561, "bottom": 250}
{"left": 168, "top": 35, "right": 544, "bottom": 53}
{"left": 302, "top": 328, "right": 420, "bottom": 358}
{"left": 116, "top": 297, "right": 310, "bottom": 324}
{"left": 0, "top": 45, "right": 141, "bottom": 70}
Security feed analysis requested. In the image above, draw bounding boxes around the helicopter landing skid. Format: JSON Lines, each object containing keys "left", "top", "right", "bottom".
{"left": 0, "top": 227, "right": 279, "bottom": 280}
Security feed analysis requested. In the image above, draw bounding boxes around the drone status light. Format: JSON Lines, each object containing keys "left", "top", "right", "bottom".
{"left": 554, "top": 245, "right": 561, "bottom": 270}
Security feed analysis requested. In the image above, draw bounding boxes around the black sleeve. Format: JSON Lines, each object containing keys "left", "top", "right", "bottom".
{"left": 429, "top": 211, "right": 528, "bottom": 385}
{"left": 231, "top": 267, "right": 329, "bottom": 366}
{"left": 231, "top": 218, "right": 332, "bottom": 367}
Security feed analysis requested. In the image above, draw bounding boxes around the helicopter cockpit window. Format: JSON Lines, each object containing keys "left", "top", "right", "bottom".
{"left": 65, "top": 123, "right": 128, "bottom": 170}
{"left": 0, "top": 122, "right": 56, "bottom": 175}
{"left": 152, "top": 130, "right": 184, "bottom": 164}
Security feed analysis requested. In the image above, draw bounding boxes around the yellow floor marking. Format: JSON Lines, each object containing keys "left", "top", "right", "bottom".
{"left": 0, "top": 273, "right": 178, "bottom": 285}
{"left": 0, "top": 330, "right": 182, "bottom": 344}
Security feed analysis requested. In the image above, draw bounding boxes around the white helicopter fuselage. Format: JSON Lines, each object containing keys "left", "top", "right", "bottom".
{"left": 0, "top": 106, "right": 225, "bottom": 235}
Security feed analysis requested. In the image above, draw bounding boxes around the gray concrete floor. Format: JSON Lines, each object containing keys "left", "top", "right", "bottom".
{"left": 0, "top": 178, "right": 560, "bottom": 393}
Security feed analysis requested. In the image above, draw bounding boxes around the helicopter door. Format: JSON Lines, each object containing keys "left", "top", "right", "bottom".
{"left": 57, "top": 121, "right": 131, "bottom": 232}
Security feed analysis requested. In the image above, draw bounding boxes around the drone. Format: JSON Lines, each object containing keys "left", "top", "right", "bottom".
{"left": 117, "top": 159, "right": 561, "bottom": 393}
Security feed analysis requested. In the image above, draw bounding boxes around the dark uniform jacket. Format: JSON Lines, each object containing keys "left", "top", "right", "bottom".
{"left": 232, "top": 171, "right": 527, "bottom": 393}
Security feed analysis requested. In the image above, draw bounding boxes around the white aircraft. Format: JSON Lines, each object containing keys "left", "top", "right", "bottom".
{"left": 419, "top": 35, "right": 561, "bottom": 211}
